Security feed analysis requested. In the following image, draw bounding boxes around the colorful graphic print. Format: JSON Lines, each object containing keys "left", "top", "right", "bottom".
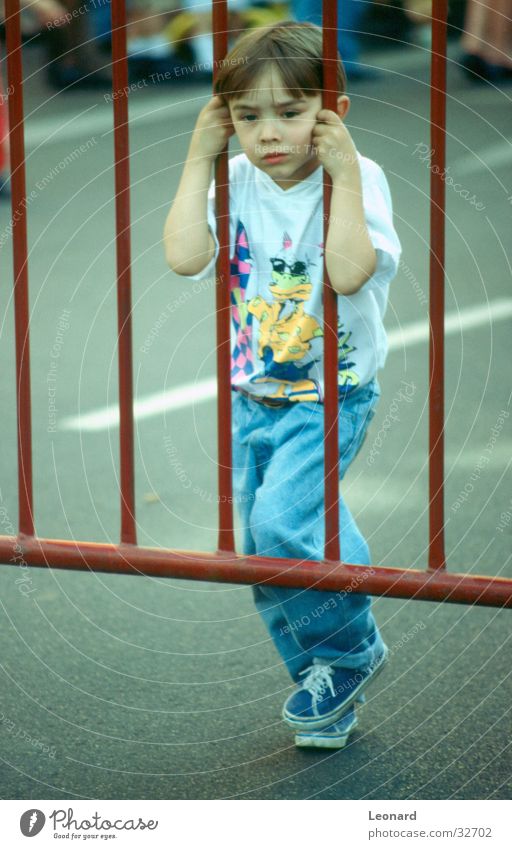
{"left": 229, "top": 224, "right": 360, "bottom": 400}
{"left": 230, "top": 220, "right": 254, "bottom": 383}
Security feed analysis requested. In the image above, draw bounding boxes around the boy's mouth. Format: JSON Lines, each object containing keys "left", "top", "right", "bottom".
{"left": 262, "top": 153, "right": 288, "bottom": 164}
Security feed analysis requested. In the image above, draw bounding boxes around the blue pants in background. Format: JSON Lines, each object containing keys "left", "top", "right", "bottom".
{"left": 291, "top": 0, "right": 364, "bottom": 66}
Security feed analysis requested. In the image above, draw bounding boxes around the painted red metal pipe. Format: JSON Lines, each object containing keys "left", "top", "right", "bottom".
{"left": 1, "top": 535, "right": 511, "bottom": 608}
{"left": 111, "top": 0, "right": 136, "bottom": 545}
{"left": 429, "top": 0, "right": 447, "bottom": 569}
{"left": 212, "top": 0, "right": 235, "bottom": 553}
{"left": 5, "top": 0, "right": 34, "bottom": 537}
{"left": 322, "top": 0, "right": 341, "bottom": 562}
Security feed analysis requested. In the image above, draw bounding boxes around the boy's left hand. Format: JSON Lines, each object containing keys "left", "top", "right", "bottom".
{"left": 312, "top": 109, "right": 358, "bottom": 182}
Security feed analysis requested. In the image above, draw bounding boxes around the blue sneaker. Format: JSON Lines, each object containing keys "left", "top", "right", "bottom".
{"left": 282, "top": 648, "right": 388, "bottom": 731}
{"left": 294, "top": 704, "right": 358, "bottom": 749}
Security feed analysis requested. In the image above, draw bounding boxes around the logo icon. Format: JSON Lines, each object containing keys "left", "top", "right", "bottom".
{"left": 20, "top": 810, "right": 46, "bottom": 837}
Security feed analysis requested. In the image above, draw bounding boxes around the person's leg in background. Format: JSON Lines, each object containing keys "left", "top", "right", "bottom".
{"left": 291, "top": 0, "right": 374, "bottom": 79}
{"left": 460, "top": 0, "right": 512, "bottom": 83}
{"left": 44, "top": 0, "right": 112, "bottom": 89}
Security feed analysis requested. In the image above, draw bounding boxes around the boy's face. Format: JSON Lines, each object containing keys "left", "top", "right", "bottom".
{"left": 228, "top": 65, "right": 349, "bottom": 191}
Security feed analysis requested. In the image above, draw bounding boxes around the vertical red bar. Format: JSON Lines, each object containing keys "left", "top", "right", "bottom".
{"left": 322, "top": 1, "right": 341, "bottom": 562}
{"left": 212, "top": 0, "right": 234, "bottom": 553}
{"left": 5, "top": 0, "right": 34, "bottom": 537}
{"left": 111, "top": 0, "right": 136, "bottom": 545}
{"left": 428, "top": 0, "right": 447, "bottom": 570}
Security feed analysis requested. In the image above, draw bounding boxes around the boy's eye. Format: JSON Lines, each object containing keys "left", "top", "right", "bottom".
{"left": 283, "top": 111, "right": 299, "bottom": 118}
{"left": 240, "top": 111, "right": 300, "bottom": 122}
{"left": 240, "top": 114, "right": 257, "bottom": 122}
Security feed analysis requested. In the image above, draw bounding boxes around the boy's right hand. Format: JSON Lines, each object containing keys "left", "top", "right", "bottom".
{"left": 189, "top": 96, "right": 235, "bottom": 162}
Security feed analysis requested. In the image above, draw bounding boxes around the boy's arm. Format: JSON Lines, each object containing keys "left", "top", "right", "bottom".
{"left": 163, "top": 154, "right": 216, "bottom": 276}
{"left": 163, "top": 95, "right": 235, "bottom": 277}
{"left": 313, "top": 108, "right": 399, "bottom": 296}
{"left": 325, "top": 167, "right": 377, "bottom": 296}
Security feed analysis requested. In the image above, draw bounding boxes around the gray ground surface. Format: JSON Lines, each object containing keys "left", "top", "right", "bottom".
{"left": 0, "top": 39, "right": 511, "bottom": 800}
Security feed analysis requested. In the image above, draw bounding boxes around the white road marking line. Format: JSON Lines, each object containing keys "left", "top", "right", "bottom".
{"left": 386, "top": 297, "right": 512, "bottom": 348}
{"left": 61, "top": 298, "right": 512, "bottom": 432}
{"left": 63, "top": 377, "right": 218, "bottom": 433}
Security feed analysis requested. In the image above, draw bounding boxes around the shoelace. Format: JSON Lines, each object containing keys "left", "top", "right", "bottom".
{"left": 299, "top": 664, "right": 336, "bottom": 702}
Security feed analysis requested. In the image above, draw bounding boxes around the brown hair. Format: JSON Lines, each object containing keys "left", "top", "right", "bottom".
{"left": 213, "top": 20, "right": 347, "bottom": 103}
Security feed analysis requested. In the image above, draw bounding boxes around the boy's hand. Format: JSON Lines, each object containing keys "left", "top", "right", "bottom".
{"left": 312, "top": 109, "right": 359, "bottom": 182}
{"left": 189, "top": 95, "right": 236, "bottom": 163}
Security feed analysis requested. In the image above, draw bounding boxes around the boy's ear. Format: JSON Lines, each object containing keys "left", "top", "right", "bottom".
{"left": 336, "top": 95, "right": 350, "bottom": 121}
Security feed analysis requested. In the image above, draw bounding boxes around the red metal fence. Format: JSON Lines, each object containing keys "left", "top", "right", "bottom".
{"left": 1, "top": 0, "right": 511, "bottom": 608}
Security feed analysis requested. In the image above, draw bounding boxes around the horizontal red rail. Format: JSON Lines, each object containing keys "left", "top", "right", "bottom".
{"left": 1, "top": 536, "right": 510, "bottom": 608}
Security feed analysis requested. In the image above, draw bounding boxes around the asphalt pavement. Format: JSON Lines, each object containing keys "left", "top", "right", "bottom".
{"left": 0, "top": 39, "right": 511, "bottom": 800}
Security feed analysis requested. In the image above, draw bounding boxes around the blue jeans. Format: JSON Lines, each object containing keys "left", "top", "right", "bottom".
{"left": 232, "top": 380, "right": 387, "bottom": 683}
{"left": 291, "top": 0, "right": 364, "bottom": 65}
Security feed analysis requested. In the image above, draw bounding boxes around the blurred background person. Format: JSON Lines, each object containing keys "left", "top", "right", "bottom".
{"left": 163, "top": 0, "right": 288, "bottom": 76}
{"left": 402, "top": 0, "right": 432, "bottom": 47}
{"left": 0, "top": 0, "right": 112, "bottom": 91}
{"left": 41, "top": 0, "right": 113, "bottom": 89}
{"left": 116, "top": 1, "right": 290, "bottom": 83}
{"left": 460, "top": 0, "right": 512, "bottom": 83}
{"left": 290, "top": 0, "right": 375, "bottom": 79}
{"left": 0, "top": 0, "right": 69, "bottom": 196}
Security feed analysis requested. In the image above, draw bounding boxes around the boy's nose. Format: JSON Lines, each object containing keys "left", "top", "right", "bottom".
{"left": 258, "top": 119, "right": 281, "bottom": 142}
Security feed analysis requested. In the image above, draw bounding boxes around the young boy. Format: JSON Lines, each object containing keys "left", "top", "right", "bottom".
{"left": 163, "top": 21, "right": 401, "bottom": 748}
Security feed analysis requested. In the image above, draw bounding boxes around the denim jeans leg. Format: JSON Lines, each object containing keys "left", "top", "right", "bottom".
{"left": 232, "top": 393, "right": 314, "bottom": 680}
{"left": 232, "top": 386, "right": 386, "bottom": 681}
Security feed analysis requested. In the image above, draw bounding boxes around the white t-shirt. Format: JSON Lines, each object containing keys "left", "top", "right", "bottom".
{"left": 181, "top": 152, "right": 401, "bottom": 403}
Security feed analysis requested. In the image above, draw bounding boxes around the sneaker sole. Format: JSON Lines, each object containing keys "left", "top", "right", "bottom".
{"left": 283, "top": 647, "right": 388, "bottom": 731}
{"left": 295, "top": 715, "right": 358, "bottom": 749}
